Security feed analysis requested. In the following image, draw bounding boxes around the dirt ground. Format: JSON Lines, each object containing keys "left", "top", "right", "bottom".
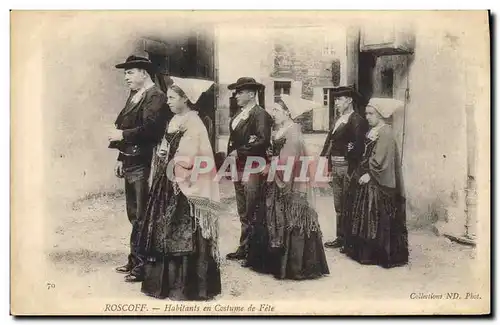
{"left": 45, "top": 180, "right": 478, "bottom": 305}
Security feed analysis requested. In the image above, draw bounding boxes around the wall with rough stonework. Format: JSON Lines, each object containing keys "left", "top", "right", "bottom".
{"left": 265, "top": 27, "right": 348, "bottom": 133}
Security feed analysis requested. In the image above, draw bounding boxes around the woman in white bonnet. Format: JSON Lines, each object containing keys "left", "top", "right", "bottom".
{"left": 342, "top": 97, "right": 409, "bottom": 268}
{"left": 244, "top": 96, "right": 330, "bottom": 280}
{"left": 134, "top": 77, "right": 222, "bottom": 300}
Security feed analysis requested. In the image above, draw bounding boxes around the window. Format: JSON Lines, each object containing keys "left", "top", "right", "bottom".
{"left": 323, "top": 88, "right": 329, "bottom": 106}
{"left": 274, "top": 81, "right": 292, "bottom": 96}
{"left": 148, "top": 53, "right": 169, "bottom": 75}
{"left": 322, "top": 35, "right": 337, "bottom": 57}
{"left": 322, "top": 46, "right": 336, "bottom": 56}
{"left": 381, "top": 68, "right": 394, "bottom": 97}
{"left": 165, "top": 56, "right": 170, "bottom": 73}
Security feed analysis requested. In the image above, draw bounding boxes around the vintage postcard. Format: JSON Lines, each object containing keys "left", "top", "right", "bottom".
{"left": 10, "top": 10, "right": 491, "bottom": 316}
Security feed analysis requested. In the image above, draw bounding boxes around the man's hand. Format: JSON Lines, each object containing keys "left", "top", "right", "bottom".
{"left": 327, "top": 170, "right": 333, "bottom": 187}
{"left": 347, "top": 142, "right": 354, "bottom": 152}
{"left": 108, "top": 128, "right": 123, "bottom": 142}
{"left": 114, "top": 161, "right": 124, "bottom": 178}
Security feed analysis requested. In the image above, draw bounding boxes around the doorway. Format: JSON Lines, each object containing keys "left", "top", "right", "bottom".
{"left": 357, "top": 51, "right": 377, "bottom": 116}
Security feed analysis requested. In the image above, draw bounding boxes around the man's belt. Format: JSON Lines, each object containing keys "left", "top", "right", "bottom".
{"left": 330, "top": 156, "right": 346, "bottom": 162}
{"left": 119, "top": 144, "right": 150, "bottom": 157}
{"left": 119, "top": 151, "right": 139, "bottom": 157}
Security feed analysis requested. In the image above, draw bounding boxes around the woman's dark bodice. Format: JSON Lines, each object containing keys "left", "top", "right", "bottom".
{"left": 164, "top": 130, "right": 185, "bottom": 162}
{"left": 272, "top": 137, "right": 287, "bottom": 156}
{"left": 360, "top": 138, "right": 377, "bottom": 173}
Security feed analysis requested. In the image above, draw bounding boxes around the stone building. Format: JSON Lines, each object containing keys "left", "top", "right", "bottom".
{"left": 261, "top": 26, "right": 348, "bottom": 133}
{"left": 216, "top": 25, "right": 348, "bottom": 135}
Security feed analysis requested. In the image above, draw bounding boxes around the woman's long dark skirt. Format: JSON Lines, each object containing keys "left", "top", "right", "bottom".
{"left": 343, "top": 182, "right": 409, "bottom": 269}
{"left": 141, "top": 227, "right": 221, "bottom": 301}
{"left": 247, "top": 223, "right": 329, "bottom": 280}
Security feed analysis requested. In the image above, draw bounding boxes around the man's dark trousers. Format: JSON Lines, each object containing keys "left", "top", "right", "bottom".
{"left": 233, "top": 172, "right": 265, "bottom": 256}
{"left": 123, "top": 164, "right": 150, "bottom": 277}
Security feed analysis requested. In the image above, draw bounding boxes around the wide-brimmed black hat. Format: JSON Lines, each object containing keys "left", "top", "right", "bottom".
{"left": 228, "top": 77, "right": 264, "bottom": 91}
{"left": 115, "top": 55, "right": 154, "bottom": 71}
{"left": 331, "top": 85, "right": 363, "bottom": 101}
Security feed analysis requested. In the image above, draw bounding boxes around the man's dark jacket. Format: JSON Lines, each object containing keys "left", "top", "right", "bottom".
{"left": 109, "top": 85, "right": 169, "bottom": 168}
{"left": 320, "top": 111, "right": 368, "bottom": 174}
{"left": 227, "top": 104, "right": 273, "bottom": 171}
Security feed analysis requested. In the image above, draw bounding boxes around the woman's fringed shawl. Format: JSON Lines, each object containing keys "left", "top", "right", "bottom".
{"left": 188, "top": 196, "right": 225, "bottom": 266}
{"left": 284, "top": 192, "right": 321, "bottom": 235}
{"left": 269, "top": 123, "right": 321, "bottom": 245}
{"left": 171, "top": 111, "right": 223, "bottom": 266}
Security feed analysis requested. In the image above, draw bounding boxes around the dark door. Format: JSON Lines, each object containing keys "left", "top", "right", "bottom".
{"left": 196, "top": 84, "right": 216, "bottom": 154}
{"left": 258, "top": 87, "right": 265, "bottom": 109}
{"left": 328, "top": 88, "right": 337, "bottom": 129}
{"left": 357, "top": 52, "right": 377, "bottom": 116}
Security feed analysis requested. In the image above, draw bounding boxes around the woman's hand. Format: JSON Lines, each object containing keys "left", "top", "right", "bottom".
{"left": 158, "top": 148, "right": 168, "bottom": 158}
{"left": 358, "top": 173, "right": 371, "bottom": 185}
{"left": 158, "top": 147, "right": 168, "bottom": 158}
{"left": 261, "top": 164, "right": 270, "bottom": 176}
{"left": 157, "top": 139, "right": 169, "bottom": 158}
{"left": 265, "top": 146, "right": 273, "bottom": 159}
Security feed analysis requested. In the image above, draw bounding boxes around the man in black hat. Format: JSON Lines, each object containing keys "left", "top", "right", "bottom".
{"left": 108, "top": 55, "right": 169, "bottom": 282}
{"left": 225, "top": 77, "right": 273, "bottom": 261}
{"left": 320, "top": 86, "right": 368, "bottom": 250}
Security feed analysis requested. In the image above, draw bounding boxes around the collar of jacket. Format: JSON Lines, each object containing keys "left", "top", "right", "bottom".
{"left": 130, "top": 80, "right": 156, "bottom": 104}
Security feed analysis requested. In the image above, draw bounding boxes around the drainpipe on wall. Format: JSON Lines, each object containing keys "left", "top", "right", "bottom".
{"left": 441, "top": 87, "right": 477, "bottom": 247}
{"left": 441, "top": 184, "right": 477, "bottom": 247}
{"left": 465, "top": 176, "right": 478, "bottom": 240}
{"left": 464, "top": 81, "right": 478, "bottom": 243}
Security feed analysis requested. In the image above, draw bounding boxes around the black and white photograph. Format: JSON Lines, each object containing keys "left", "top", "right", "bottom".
{"left": 10, "top": 10, "right": 490, "bottom": 315}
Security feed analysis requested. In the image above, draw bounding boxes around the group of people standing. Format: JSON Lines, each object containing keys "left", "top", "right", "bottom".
{"left": 318, "top": 89, "right": 409, "bottom": 268}
{"left": 107, "top": 55, "right": 409, "bottom": 302}
{"left": 224, "top": 77, "right": 329, "bottom": 280}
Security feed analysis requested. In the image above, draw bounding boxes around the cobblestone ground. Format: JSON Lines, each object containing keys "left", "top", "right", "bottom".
{"left": 46, "top": 180, "right": 477, "bottom": 305}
